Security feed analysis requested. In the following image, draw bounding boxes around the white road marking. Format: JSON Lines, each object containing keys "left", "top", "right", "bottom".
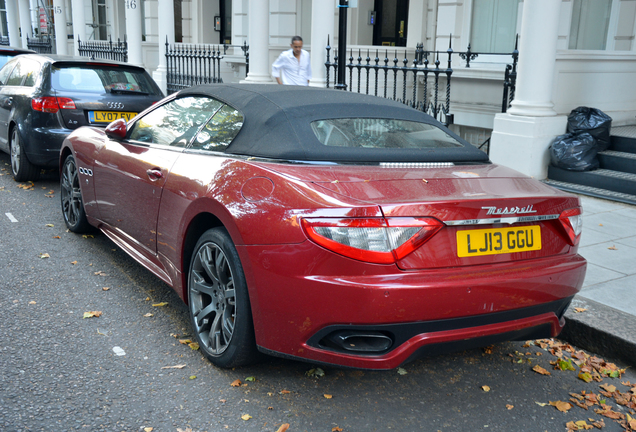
{"left": 5, "top": 213, "right": 17, "bottom": 223}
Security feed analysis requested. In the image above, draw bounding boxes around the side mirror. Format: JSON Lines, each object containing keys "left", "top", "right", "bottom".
{"left": 105, "top": 118, "right": 127, "bottom": 140}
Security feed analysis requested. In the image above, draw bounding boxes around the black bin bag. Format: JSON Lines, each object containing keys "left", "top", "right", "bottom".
{"left": 550, "top": 132, "right": 599, "bottom": 172}
{"left": 567, "top": 107, "right": 612, "bottom": 151}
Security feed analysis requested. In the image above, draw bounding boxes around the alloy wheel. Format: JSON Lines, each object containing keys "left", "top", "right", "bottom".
{"left": 10, "top": 129, "right": 20, "bottom": 176}
{"left": 61, "top": 157, "right": 82, "bottom": 227}
{"left": 189, "top": 242, "right": 236, "bottom": 355}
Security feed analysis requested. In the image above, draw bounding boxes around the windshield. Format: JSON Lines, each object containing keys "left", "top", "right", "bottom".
{"left": 311, "top": 118, "right": 463, "bottom": 149}
{"left": 51, "top": 65, "right": 158, "bottom": 94}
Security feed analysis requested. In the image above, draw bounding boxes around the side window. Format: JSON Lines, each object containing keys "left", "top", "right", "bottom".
{"left": 190, "top": 104, "right": 244, "bottom": 152}
{"left": 22, "top": 60, "right": 40, "bottom": 87}
{"left": 5, "top": 59, "right": 28, "bottom": 86}
{"left": 0, "top": 60, "right": 16, "bottom": 86}
{"left": 128, "top": 96, "right": 223, "bottom": 147}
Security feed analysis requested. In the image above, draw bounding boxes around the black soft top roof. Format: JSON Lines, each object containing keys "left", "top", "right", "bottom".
{"left": 178, "top": 84, "right": 489, "bottom": 163}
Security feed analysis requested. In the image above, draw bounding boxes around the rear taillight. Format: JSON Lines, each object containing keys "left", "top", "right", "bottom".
{"left": 31, "top": 96, "right": 76, "bottom": 113}
{"left": 301, "top": 217, "right": 444, "bottom": 264}
{"left": 558, "top": 208, "right": 582, "bottom": 245}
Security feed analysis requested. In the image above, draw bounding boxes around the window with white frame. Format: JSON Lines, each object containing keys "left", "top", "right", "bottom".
{"left": 470, "top": 0, "right": 520, "bottom": 53}
{"left": 569, "top": 0, "right": 612, "bottom": 50}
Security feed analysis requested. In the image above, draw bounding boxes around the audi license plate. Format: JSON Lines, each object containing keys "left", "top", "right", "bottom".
{"left": 88, "top": 111, "right": 137, "bottom": 123}
{"left": 456, "top": 226, "right": 541, "bottom": 257}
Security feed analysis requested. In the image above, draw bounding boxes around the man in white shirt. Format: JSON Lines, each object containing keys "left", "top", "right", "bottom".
{"left": 272, "top": 36, "right": 312, "bottom": 86}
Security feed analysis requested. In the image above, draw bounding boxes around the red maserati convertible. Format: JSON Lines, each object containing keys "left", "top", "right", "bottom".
{"left": 59, "top": 84, "right": 586, "bottom": 369}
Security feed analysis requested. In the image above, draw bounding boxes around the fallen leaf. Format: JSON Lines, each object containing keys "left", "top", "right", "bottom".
{"left": 565, "top": 420, "right": 592, "bottom": 430}
{"left": 144, "top": 428, "right": 153, "bottom": 432}
{"left": 52, "top": 236, "right": 60, "bottom": 239}
{"left": 332, "top": 427, "right": 343, "bottom": 432}
{"left": 280, "top": 390, "right": 291, "bottom": 394}
{"left": 397, "top": 367, "right": 408, "bottom": 375}
{"left": 557, "top": 358, "right": 576, "bottom": 371}
{"left": 506, "top": 404, "right": 514, "bottom": 410}
{"left": 574, "top": 308, "right": 588, "bottom": 313}
{"left": 40, "top": 253, "right": 50, "bottom": 259}
{"left": 94, "top": 271, "right": 106, "bottom": 276}
{"left": 71, "top": 261, "right": 77, "bottom": 265}
{"left": 188, "top": 342, "right": 199, "bottom": 350}
{"left": 189, "top": 375, "right": 196, "bottom": 380}
{"left": 578, "top": 372, "right": 593, "bottom": 383}
{"left": 241, "top": 414, "right": 252, "bottom": 421}
{"left": 245, "top": 376, "right": 256, "bottom": 382}
{"left": 82, "top": 234, "right": 94, "bottom": 239}
{"left": 608, "top": 245, "right": 617, "bottom": 250}
{"left": 83, "top": 311, "right": 102, "bottom": 319}
{"left": 324, "top": 394, "right": 333, "bottom": 399}
{"left": 102, "top": 287, "right": 110, "bottom": 291}
{"left": 28, "top": 301, "right": 36, "bottom": 305}
{"left": 143, "top": 313, "right": 153, "bottom": 317}
{"left": 482, "top": 385, "right": 491, "bottom": 392}
{"left": 152, "top": 302, "right": 168, "bottom": 307}
{"left": 162, "top": 364, "right": 186, "bottom": 369}
{"left": 549, "top": 400, "right": 572, "bottom": 412}
{"left": 276, "top": 424, "right": 290, "bottom": 432}
{"left": 599, "top": 384, "right": 616, "bottom": 393}
{"left": 231, "top": 379, "right": 242, "bottom": 387}
{"left": 535, "top": 402, "right": 548, "bottom": 407}
{"left": 45, "top": 223, "right": 54, "bottom": 227}
{"left": 179, "top": 339, "right": 192, "bottom": 345}
{"left": 532, "top": 365, "right": 551, "bottom": 376}
{"left": 483, "top": 345, "right": 494, "bottom": 354}
{"left": 306, "top": 367, "right": 325, "bottom": 378}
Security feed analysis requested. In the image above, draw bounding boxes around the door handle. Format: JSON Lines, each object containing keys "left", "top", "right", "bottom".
{"left": 146, "top": 168, "right": 163, "bottom": 180}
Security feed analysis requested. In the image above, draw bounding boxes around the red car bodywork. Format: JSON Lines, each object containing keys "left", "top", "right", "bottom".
{"left": 60, "top": 85, "right": 585, "bottom": 369}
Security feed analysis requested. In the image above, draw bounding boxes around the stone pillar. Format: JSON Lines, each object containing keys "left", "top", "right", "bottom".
{"left": 125, "top": 0, "right": 143, "bottom": 65}
{"left": 406, "top": 0, "right": 426, "bottom": 49}
{"left": 71, "top": 0, "right": 87, "bottom": 55}
{"left": 5, "top": 0, "right": 22, "bottom": 47}
{"left": 18, "top": 0, "right": 30, "bottom": 47}
{"left": 152, "top": 0, "right": 175, "bottom": 94}
{"left": 243, "top": 0, "right": 272, "bottom": 83}
{"left": 53, "top": 0, "right": 68, "bottom": 55}
{"left": 309, "top": 0, "right": 335, "bottom": 87}
{"left": 489, "top": 0, "right": 566, "bottom": 180}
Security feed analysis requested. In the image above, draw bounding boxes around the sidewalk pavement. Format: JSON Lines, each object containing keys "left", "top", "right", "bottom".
{"left": 559, "top": 194, "right": 636, "bottom": 367}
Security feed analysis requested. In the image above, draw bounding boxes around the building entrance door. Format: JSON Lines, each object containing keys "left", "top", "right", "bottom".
{"left": 373, "top": 0, "right": 409, "bottom": 47}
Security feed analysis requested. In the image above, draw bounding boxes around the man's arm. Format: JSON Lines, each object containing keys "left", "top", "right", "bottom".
{"left": 272, "top": 53, "right": 285, "bottom": 85}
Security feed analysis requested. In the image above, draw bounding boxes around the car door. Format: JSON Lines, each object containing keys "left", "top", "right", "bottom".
{"left": 93, "top": 95, "right": 223, "bottom": 255}
{"left": 0, "top": 58, "right": 22, "bottom": 151}
{"left": 0, "top": 57, "right": 41, "bottom": 151}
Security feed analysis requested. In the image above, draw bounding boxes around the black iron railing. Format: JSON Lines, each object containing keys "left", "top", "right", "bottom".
{"left": 165, "top": 39, "right": 249, "bottom": 95}
{"left": 27, "top": 35, "right": 53, "bottom": 53}
{"left": 325, "top": 35, "right": 519, "bottom": 126}
{"left": 78, "top": 35, "right": 128, "bottom": 62}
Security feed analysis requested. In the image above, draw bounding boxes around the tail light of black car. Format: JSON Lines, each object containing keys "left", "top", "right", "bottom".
{"left": 301, "top": 217, "right": 444, "bottom": 264}
{"left": 32, "top": 96, "right": 76, "bottom": 113}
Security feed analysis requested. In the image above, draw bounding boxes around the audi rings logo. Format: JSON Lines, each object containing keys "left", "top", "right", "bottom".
{"left": 107, "top": 102, "right": 125, "bottom": 109}
{"left": 79, "top": 167, "right": 93, "bottom": 176}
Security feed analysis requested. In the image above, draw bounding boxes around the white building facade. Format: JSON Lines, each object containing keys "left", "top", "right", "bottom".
{"left": 2, "top": 0, "right": 636, "bottom": 179}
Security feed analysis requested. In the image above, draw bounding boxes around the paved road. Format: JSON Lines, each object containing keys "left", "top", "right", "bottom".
{"left": 1, "top": 152, "right": 635, "bottom": 432}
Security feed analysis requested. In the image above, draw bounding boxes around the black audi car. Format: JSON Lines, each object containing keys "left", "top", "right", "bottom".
{"left": 0, "top": 54, "right": 164, "bottom": 181}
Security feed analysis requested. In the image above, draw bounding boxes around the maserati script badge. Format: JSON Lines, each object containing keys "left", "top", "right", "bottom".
{"left": 481, "top": 205, "right": 537, "bottom": 215}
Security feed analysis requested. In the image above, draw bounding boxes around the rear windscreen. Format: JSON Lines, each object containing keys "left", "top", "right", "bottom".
{"left": 51, "top": 66, "right": 158, "bottom": 95}
{"left": 311, "top": 118, "right": 464, "bottom": 149}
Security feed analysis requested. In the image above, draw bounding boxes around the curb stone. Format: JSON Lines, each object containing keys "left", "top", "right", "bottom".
{"left": 560, "top": 295, "right": 636, "bottom": 368}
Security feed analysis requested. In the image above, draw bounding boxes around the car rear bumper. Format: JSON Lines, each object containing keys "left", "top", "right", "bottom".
{"left": 237, "top": 242, "right": 586, "bottom": 369}
{"left": 23, "top": 127, "right": 71, "bottom": 167}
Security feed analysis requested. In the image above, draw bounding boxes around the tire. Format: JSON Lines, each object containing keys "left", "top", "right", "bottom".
{"left": 10, "top": 126, "right": 40, "bottom": 182}
{"left": 60, "top": 154, "right": 91, "bottom": 233}
{"left": 188, "top": 227, "right": 260, "bottom": 368}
